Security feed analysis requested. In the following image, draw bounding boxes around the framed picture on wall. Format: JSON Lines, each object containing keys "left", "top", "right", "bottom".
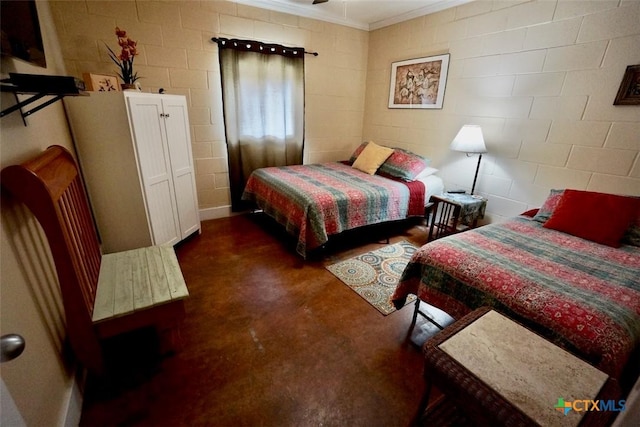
{"left": 0, "top": 0, "right": 46, "bottom": 68}
{"left": 388, "top": 54, "right": 450, "bottom": 109}
{"left": 613, "top": 64, "right": 640, "bottom": 105}
{"left": 83, "top": 73, "right": 120, "bottom": 92}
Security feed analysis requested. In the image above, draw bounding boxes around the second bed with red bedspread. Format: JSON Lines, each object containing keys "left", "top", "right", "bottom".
{"left": 392, "top": 214, "right": 640, "bottom": 379}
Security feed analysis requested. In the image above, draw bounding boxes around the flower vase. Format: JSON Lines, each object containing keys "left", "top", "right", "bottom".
{"left": 121, "top": 83, "right": 137, "bottom": 91}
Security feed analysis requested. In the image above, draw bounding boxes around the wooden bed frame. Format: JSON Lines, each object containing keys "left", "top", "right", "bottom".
{"left": 1, "top": 146, "right": 189, "bottom": 374}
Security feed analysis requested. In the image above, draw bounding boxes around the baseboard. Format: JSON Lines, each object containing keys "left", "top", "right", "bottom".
{"left": 62, "top": 367, "right": 85, "bottom": 427}
{"left": 199, "top": 205, "right": 240, "bottom": 221}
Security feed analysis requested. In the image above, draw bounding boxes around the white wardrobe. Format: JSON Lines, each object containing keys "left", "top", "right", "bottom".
{"left": 64, "top": 91, "right": 200, "bottom": 253}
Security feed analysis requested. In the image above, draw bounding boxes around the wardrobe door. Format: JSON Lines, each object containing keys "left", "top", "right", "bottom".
{"left": 126, "top": 95, "right": 181, "bottom": 247}
{"left": 161, "top": 96, "right": 200, "bottom": 239}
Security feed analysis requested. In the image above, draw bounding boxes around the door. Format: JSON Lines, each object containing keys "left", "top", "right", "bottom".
{"left": 1, "top": 377, "right": 26, "bottom": 426}
{"left": 1, "top": 334, "right": 26, "bottom": 427}
{"left": 1, "top": 214, "right": 79, "bottom": 426}
{"left": 126, "top": 95, "right": 181, "bottom": 247}
{"left": 161, "top": 97, "right": 201, "bottom": 240}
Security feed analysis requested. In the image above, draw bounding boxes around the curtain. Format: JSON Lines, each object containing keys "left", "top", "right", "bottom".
{"left": 218, "top": 39, "right": 305, "bottom": 211}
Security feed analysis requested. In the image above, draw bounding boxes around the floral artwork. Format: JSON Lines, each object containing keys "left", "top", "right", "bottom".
{"left": 83, "top": 73, "right": 120, "bottom": 92}
{"left": 96, "top": 76, "right": 118, "bottom": 91}
{"left": 388, "top": 54, "right": 450, "bottom": 109}
{"left": 105, "top": 27, "right": 139, "bottom": 85}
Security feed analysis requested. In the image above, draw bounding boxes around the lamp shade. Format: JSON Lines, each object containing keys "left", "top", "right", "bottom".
{"left": 450, "top": 125, "right": 487, "bottom": 153}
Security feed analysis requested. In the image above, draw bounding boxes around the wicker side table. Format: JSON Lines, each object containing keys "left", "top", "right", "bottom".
{"left": 415, "top": 307, "right": 621, "bottom": 427}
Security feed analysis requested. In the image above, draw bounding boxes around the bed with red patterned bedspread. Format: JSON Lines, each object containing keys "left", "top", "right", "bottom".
{"left": 242, "top": 162, "right": 425, "bottom": 257}
{"left": 391, "top": 215, "right": 640, "bottom": 379}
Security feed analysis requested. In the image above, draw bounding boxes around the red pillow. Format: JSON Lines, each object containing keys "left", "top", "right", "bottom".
{"left": 543, "top": 190, "right": 640, "bottom": 247}
{"left": 520, "top": 208, "right": 539, "bottom": 218}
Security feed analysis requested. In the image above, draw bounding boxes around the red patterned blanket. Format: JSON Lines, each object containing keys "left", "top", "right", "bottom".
{"left": 392, "top": 216, "right": 640, "bottom": 378}
{"left": 242, "top": 162, "right": 425, "bottom": 257}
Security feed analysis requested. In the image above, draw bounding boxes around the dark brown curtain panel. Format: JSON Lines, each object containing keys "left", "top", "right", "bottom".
{"left": 216, "top": 38, "right": 305, "bottom": 211}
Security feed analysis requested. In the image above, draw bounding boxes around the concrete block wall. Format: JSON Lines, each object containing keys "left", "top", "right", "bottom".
{"left": 364, "top": 0, "right": 640, "bottom": 221}
{"left": 49, "top": 0, "right": 368, "bottom": 218}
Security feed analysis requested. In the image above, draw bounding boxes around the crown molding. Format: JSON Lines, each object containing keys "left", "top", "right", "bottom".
{"left": 233, "top": 0, "right": 474, "bottom": 31}
{"left": 234, "top": 0, "right": 369, "bottom": 30}
{"left": 370, "top": 0, "right": 474, "bottom": 30}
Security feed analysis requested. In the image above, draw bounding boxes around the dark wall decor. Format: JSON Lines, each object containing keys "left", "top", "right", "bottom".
{"left": 0, "top": 0, "right": 46, "bottom": 68}
{"left": 613, "top": 64, "right": 640, "bottom": 105}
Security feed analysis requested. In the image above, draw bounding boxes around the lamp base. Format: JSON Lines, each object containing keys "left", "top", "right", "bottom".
{"left": 470, "top": 153, "right": 483, "bottom": 195}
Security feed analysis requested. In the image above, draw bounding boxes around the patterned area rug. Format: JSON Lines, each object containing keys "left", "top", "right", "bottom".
{"left": 326, "top": 241, "right": 417, "bottom": 315}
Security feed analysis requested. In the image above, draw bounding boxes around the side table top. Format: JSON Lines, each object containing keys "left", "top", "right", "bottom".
{"left": 435, "top": 192, "right": 486, "bottom": 205}
{"left": 432, "top": 193, "right": 487, "bottom": 224}
{"left": 439, "top": 310, "right": 608, "bottom": 427}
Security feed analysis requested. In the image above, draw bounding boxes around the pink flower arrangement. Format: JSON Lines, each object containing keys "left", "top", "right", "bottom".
{"left": 105, "top": 27, "right": 139, "bottom": 85}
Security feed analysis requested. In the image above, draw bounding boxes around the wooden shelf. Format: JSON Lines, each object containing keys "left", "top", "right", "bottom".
{"left": 1, "top": 73, "right": 88, "bottom": 125}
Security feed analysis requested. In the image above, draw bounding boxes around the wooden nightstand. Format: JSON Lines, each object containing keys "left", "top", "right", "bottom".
{"left": 428, "top": 193, "right": 487, "bottom": 241}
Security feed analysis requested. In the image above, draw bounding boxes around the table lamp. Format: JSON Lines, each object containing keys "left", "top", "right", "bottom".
{"left": 450, "top": 125, "right": 487, "bottom": 195}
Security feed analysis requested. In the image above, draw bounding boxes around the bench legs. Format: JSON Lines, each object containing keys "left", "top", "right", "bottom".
{"left": 88, "top": 300, "right": 186, "bottom": 374}
{"left": 159, "top": 324, "right": 184, "bottom": 355}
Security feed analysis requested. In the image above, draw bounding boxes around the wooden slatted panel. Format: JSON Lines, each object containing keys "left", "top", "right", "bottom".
{"left": 93, "top": 253, "right": 116, "bottom": 320}
{"left": 146, "top": 246, "right": 171, "bottom": 303}
{"left": 132, "top": 249, "right": 153, "bottom": 311}
{"left": 69, "top": 178, "right": 101, "bottom": 277}
{"left": 57, "top": 177, "right": 102, "bottom": 314}
{"left": 160, "top": 247, "right": 189, "bottom": 299}
{"left": 93, "top": 246, "right": 188, "bottom": 322}
{"left": 1, "top": 146, "right": 107, "bottom": 374}
{"left": 113, "top": 251, "right": 134, "bottom": 316}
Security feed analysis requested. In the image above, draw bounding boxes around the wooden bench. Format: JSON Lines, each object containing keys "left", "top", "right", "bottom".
{"left": 1, "top": 145, "right": 189, "bottom": 374}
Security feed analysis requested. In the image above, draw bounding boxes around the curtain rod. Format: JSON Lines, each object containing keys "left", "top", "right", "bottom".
{"left": 211, "top": 37, "right": 318, "bottom": 57}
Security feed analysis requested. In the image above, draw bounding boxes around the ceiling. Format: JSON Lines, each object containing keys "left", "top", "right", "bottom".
{"left": 234, "top": 0, "right": 474, "bottom": 31}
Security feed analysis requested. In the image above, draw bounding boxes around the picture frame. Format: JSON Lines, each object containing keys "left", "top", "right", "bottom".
{"left": 613, "top": 64, "right": 640, "bottom": 105}
{"left": 388, "top": 54, "right": 450, "bottom": 109}
{"left": 83, "top": 73, "right": 120, "bottom": 92}
{"left": 0, "top": 0, "right": 46, "bottom": 68}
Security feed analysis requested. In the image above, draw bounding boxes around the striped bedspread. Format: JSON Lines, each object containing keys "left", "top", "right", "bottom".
{"left": 242, "top": 162, "right": 424, "bottom": 257}
{"left": 392, "top": 216, "right": 640, "bottom": 378}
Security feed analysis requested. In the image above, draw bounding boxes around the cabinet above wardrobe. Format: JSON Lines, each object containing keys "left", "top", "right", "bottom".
{"left": 64, "top": 92, "right": 200, "bottom": 253}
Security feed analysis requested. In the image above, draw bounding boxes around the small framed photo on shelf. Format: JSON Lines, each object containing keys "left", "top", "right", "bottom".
{"left": 613, "top": 64, "right": 640, "bottom": 105}
{"left": 83, "top": 73, "right": 120, "bottom": 92}
{"left": 388, "top": 54, "right": 450, "bottom": 109}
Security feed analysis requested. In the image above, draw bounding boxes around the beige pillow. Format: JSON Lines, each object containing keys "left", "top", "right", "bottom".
{"left": 352, "top": 141, "right": 394, "bottom": 175}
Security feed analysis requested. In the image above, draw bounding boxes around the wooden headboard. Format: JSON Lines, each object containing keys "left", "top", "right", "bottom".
{"left": 3, "top": 145, "right": 189, "bottom": 374}
{"left": 1, "top": 145, "right": 103, "bottom": 371}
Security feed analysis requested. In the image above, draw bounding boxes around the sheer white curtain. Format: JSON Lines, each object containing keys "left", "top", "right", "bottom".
{"left": 218, "top": 41, "right": 305, "bottom": 211}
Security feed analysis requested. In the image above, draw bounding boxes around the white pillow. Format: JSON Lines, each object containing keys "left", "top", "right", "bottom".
{"left": 414, "top": 166, "right": 439, "bottom": 180}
